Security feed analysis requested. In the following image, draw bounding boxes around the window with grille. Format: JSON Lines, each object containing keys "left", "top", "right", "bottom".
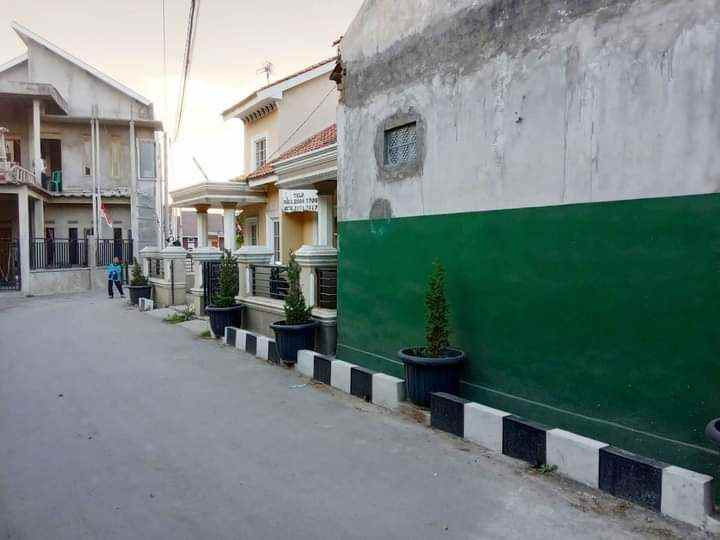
{"left": 272, "top": 219, "right": 280, "bottom": 263}
{"left": 384, "top": 122, "right": 417, "bottom": 166}
{"left": 255, "top": 138, "right": 267, "bottom": 168}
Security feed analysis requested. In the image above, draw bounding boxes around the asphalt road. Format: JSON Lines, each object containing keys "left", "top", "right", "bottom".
{"left": 0, "top": 293, "right": 702, "bottom": 539}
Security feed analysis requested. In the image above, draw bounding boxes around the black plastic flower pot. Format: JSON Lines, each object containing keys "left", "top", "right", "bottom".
{"left": 705, "top": 418, "right": 720, "bottom": 449}
{"left": 399, "top": 347, "right": 466, "bottom": 407}
{"left": 270, "top": 320, "right": 319, "bottom": 364}
{"left": 128, "top": 284, "right": 152, "bottom": 306}
{"left": 206, "top": 305, "right": 243, "bottom": 338}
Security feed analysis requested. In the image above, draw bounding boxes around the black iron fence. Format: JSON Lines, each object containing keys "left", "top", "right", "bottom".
{"left": 97, "top": 239, "right": 133, "bottom": 266}
{"left": 148, "top": 258, "right": 164, "bottom": 279}
{"left": 251, "top": 265, "right": 289, "bottom": 300}
{"left": 202, "top": 260, "right": 221, "bottom": 307}
{"left": 0, "top": 239, "right": 20, "bottom": 291}
{"left": 30, "top": 238, "right": 88, "bottom": 270}
{"left": 315, "top": 266, "right": 337, "bottom": 310}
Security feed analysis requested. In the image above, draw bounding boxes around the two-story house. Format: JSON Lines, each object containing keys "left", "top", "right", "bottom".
{"left": 170, "top": 56, "right": 339, "bottom": 353}
{"left": 0, "top": 22, "right": 162, "bottom": 295}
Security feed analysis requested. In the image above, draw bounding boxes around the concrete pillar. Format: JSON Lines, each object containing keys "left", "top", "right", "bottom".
{"left": 222, "top": 203, "right": 237, "bottom": 252}
{"left": 317, "top": 195, "right": 334, "bottom": 246}
{"left": 17, "top": 187, "right": 30, "bottom": 294}
{"left": 33, "top": 197, "right": 44, "bottom": 240}
{"left": 32, "top": 99, "right": 41, "bottom": 181}
{"left": 139, "top": 246, "right": 159, "bottom": 278}
{"left": 195, "top": 204, "right": 210, "bottom": 248}
{"left": 188, "top": 246, "right": 221, "bottom": 315}
{"left": 159, "top": 245, "right": 187, "bottom": 307}
{"left": 129, "top": 120, "right": 139, "bottom": 260}
{"left": 294, "top": 244, "right": 338, "bottom": 308}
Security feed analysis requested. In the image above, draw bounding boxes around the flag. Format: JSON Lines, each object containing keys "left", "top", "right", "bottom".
{"left": 100, "top": 202, "right": 112, "bottom": 227}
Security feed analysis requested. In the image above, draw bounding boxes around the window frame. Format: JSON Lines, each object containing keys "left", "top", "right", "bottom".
{"left": 110, "top": 138, "right": 121, "bottom": 179}
{"left": 245, "top": 217, "right": 258, "bottom": 246}
{"left": 383, "top": 122, "right": 418, "bottom": 167}
{"left": 137, "top": 138, "right": 157, "bottom": 180}
{"left": 251, "top": 134, "right": 269, "bottom": 171}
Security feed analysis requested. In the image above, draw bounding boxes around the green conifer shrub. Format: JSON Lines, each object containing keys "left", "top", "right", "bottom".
{"left": 212, "top": 249, "right": 239, "bottom": 308}
{"left": 283, "top": 253, "right": 312, "bottom": 325}
{"left": 424, "top": 260, "right": 450, "bottom": 358}
{"left": 130, "top": 259, "right": 147, "bottom": 286}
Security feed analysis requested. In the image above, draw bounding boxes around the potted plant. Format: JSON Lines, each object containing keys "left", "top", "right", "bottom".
{"left": 398, "top": 261, "right": 466, "bottom": 406}
{"left": 127, "top": 259, "right": 152, "bottom": 305}
{"left": 270, "top": 254, "right": 319, "bottom": 363}
{"left": 206, "top": 249, "right": 243, "bottom": 338}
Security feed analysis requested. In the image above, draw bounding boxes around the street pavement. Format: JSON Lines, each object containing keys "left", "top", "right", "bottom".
{"left": 0, "top": 293, "right": 704, "bottom": 539}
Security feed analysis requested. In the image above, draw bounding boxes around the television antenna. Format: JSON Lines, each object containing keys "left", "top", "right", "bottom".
{"left": 257, "top": 61, "right": 274, "bottom": 83}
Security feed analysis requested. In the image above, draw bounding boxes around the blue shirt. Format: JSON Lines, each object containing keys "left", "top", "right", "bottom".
{"left": 107, "top": 263, "right": 122, "bottom": 281}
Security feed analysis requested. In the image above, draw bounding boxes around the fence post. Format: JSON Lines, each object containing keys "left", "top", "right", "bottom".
{"left": 188, "top": 246, "right": 221, "bottom": 316}
{"left": 87, "top": 235, "right": 98, "bottom": 291}
{"left": 159, "top": 246, "right": 187, "bottom": 308}
{"left": 234, "top": 246, "right": 274, "bottom": 303}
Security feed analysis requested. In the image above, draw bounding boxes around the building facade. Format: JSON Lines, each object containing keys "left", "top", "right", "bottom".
{"left": 335, "top": 0, "right": 720, "bottom": 481}
{"left": 0, "top": 22, "right": 161, "bottom": 295}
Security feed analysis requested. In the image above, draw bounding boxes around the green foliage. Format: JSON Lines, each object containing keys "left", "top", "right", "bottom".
{"left": 283, "top": 253, "right": 312, "bottom": 325}
{"left": 130, "top": 259, "right": 147, "bottom": 286}
{"left": 164, "top": 305, "right": 194, "bottom": 324}
{"left": 212, "top": 249, "right": 239, "bottom": 308}
{"left": 424, "top": 260, "right": 450, "bottom": 358}
{"left": 199, "top": 329, "right": 212, "bottom": 339}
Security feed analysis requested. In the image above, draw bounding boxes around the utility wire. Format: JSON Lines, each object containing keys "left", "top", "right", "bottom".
{"left": 174, "top": 0, "right": 201, "bottom": 140}
{"left": 265, "top": 86, "right": 334, "bottom": 163}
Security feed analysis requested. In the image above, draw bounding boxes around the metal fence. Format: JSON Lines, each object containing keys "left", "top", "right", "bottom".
{"left": 202, "top": 260, "right": 221, "bottom": 307}
{"left": 0, "top": 239, "right": 20, "bottom": 291}
{"left": 97, "top": 239, "right": 133, "bottom": 266}
{"left": 315, "top": 266, "right": 337, "bottom": 310}
{"left": 251, "top": 265, "right": 289, "bottom": 300}
{"left": 148, "top": 258, "right": 164, "bottom": 279}
{"left": 30, "top": 238, "right": 88, "bottom": 270}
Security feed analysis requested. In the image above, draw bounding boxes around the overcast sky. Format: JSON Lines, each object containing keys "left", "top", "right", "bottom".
{"left": 0, "top": 0, "right": 362, "bottom": 190}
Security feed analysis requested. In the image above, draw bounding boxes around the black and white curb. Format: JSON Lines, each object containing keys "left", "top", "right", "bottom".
{"left": 221, "top": 326, "right": 713, "bottom": 529}
{"left": 429, "top": 393, "right": 714, "bottom": 528}
{"left": 297, "top": 350, "right": 405, "bottom": 410}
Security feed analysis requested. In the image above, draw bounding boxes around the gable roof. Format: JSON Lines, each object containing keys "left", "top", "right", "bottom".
{"left": 246, "top": 124, "right": 337, "bottom": 181}
{"left": 221, "top": 56, "right": 337, "bottom": 120}
{"left": 11, "top": 21, "right": 152, "bottom": 107}
{"left": 0, "top": 53, "right": 28, "bottom": 75}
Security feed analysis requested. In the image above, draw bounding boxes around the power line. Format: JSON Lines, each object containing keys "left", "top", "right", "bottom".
{"left": 265, "top": 86, "right": 334, "bottom": 163}
{"left": 174, "top": 0, "right": 201, "bottom": 140}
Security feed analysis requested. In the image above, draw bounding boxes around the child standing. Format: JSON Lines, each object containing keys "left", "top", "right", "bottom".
{"left": 107, "top": 256, "right": 125, "bottom": 298}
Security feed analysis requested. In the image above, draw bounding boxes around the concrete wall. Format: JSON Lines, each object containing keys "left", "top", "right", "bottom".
{"left": 338, "top": 0, "right": 720, "bottom": 222}
{"left": 26, "top": 41, "right": 153, "bottom": 120}
{"left": 0, "top": 59, "right": 28, "bottom": 84}
{"left": 29, "top": 267, "right": 92, "bottom": 295}
{"left": 44, "top": 203, "right": 130, "bottom": 239}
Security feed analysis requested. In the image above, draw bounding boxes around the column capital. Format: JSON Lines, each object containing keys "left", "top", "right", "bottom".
{"left": 160, "top": 245, "right": 188, "bottom": 260}
{"left": 221, "top": 202, "right": 238, "bottom": 210}
{"left": 191, "top": 246, "right": 222, "bottom": 262}
{"left": 294, "top": 244, "right": 338, "bottom": 267}
{"left": 234, "top": 245, "right": 274, "bottom": 265}
{"left": 194, "top": 204, "right": 211, "bottom": 214}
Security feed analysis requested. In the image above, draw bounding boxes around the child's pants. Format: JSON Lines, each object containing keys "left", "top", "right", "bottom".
{"left": 108, "top": 280, "right": 124, "bottom": 297}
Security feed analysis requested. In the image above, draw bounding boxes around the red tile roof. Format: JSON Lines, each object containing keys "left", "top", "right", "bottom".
{"left": 222, "top": 57, "right": 337, "bottom": 118}
{"left": 246, "top": 124, "right": 337, "bottom": 181}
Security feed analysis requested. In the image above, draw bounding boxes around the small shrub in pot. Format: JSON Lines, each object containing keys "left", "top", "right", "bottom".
{"left": 127, "top": 259, "right": 152, "bottom": 305}
{"left": 270, "top": 254, "right": 318, "bottom": 363}
{"left": 398, "top": 260, "right": 466, "bottom": 406}
{"left": 206, "top": 250, "right": 243, "bottom": 338}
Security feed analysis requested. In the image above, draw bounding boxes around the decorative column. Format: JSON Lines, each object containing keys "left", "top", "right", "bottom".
{"left": 222, "top": 203, "right": 237, "bottom": 252}
{"left": 188, "top": 246, "right": 221, "bottom": 315}
{"left": 139, "top": 246, "right": 159, "bottom": 278}
{"left": 317, "top": 195, "right": 334, "bottom": 246}
{"left": 32, "top": 99, "right": 41, "bottom": 181}
{"left": 195, "top": 204, "right": 210, "bottom": 248}
{"left": 153, "top": 245, "right": 187, "bottom": 307}
{"left": 234, "top": 245, "right": 274, "bottom": 301}
{"left": 17, "top": 187, "right": 30, "bottom": 294}
{"left": 294, "top": 244, "right": 338, "bottom": 356}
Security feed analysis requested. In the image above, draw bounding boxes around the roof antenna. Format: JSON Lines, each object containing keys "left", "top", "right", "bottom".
{"left": 257, "top": 61, "right": 274, "bottom": 83}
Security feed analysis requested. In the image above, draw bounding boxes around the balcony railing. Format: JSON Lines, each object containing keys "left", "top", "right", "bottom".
{"left": 97, "top": 239, "right": 133, "bottom": 266}
{"left": 0, "top": 163, "right": 40, "bottom": 188}
{"left": 315, "top": 266, "right": 337, "bottom": 310}
{"left": 251, "top": 265, "right": 289, "bottom": 301}
{"left": 148, "top": 258, "right": 164, "bottom": 279}
{"left": 30, "top": 238, "right": 88, "bottom": 270}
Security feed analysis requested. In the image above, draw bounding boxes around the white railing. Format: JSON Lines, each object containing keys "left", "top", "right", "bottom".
{"left": 4, "top": 164, "right": 39, "bottom": 187}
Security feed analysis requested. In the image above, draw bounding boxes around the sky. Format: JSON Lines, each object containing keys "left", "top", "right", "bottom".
{"left": 0, "top": 0, "right": 363, "bottom": 190}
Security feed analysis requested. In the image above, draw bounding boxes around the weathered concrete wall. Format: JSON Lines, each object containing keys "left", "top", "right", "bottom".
{"left": 338, "top": 0, "right": 720, "bottom": 221}
{"left": 29, "top": 267, "right": 91, "bottom": 295}
{"left": 243, "top": 112, "right": 279, "bottom": 173}
{"left": 0, "top": 59, "right": 28, "bottom": 84}
{"left": 26, "top": 41, "right": 152, "bottom": 119}
{"left": 44, "top": 203, "right": 130, "bottom": 240}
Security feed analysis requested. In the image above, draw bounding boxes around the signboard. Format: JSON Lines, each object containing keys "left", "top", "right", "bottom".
{"left": 280, "top": 189, "right": 319, "bottom": 213}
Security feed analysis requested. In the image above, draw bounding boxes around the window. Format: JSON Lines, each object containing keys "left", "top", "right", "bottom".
{"left": 245, "top": 217, "right": 258, "bottom": 246}
{"left": 384, "top": 122, "right": 417, "bottom": 166}
{"left": 254, "top": 137, "right": 267, "bottom": 169}
{"left": 138, "top": 140, "right": 156, "bottom": 179}
{"left": 271, "top": 218, "right": 280, "bottom": 263}
{"left": 110, "top": 140, "right": 120, "bottom": 179}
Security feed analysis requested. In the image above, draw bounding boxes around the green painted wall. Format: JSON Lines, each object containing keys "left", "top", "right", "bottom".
{"left": 337, "top": 193, "right": 720, "bottom": 483}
